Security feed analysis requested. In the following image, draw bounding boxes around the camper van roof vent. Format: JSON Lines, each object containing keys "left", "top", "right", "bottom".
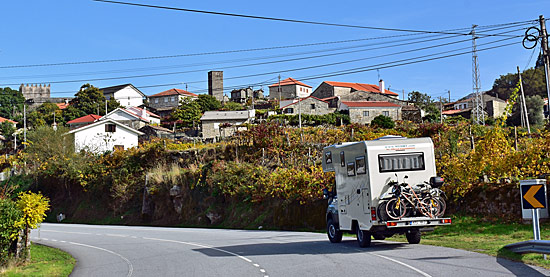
{"left": 374, "top": 135, "right": 405, "bottom": 140}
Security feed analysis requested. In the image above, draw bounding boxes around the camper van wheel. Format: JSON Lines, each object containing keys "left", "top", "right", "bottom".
{"left": 356, "top": 227, "right": 371, "bottom": 248}
{"left": 406, "top": 229, "right": 421, "bottom": 244}
{"left": 327, "top": 218, "right": 343, "bottom": 243}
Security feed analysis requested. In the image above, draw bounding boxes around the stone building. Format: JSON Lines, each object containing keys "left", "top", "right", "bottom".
{"left": 148, "top": 88, "right": 198, "bottom": 117}
{"left": 200, "top": 110, "right": 255, "bottom": 139}
{"left": 208, "top": 71, "right": 224, "bottom": 102}
{"left": 339, "top": 101, "right": 401, "bottom": 124}
{"left": 280, "top": 96, "right": 333, "bottom": 116}
{"left": 19, "top": 84, "right": 71, "bottom": 106}
{"left": 230, "top": 88, "right": 264, "bottom": 103}
{"left": 268, "top": 77, "right": 312, "bottom": 100}
{"left": 312, "top": 80, "right": 399, "bottom": 100}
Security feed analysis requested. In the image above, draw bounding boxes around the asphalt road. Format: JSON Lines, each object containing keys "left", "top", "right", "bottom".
{"left": 31, "top": 223, "right": 550, "bottom": 277}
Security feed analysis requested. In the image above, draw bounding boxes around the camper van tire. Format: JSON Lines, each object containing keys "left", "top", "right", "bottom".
{"left": 406, "top": 229, "right": 421, "bottom": 244}
{"left": 356, "top": 227, "right": 371, "bottom": 248}
{"left": 327, "top": 218, "right": 343, "bottom": 243}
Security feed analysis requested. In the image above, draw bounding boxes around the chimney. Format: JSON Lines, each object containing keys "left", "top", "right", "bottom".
{"left": 141, "top": 107, "right": 148, "bottom": 119}
{"left": 379, "top": 79, "right": 385, "bottom": 94}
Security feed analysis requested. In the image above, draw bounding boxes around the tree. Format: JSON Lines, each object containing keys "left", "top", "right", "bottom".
{"left": 408, "top": 91, "right": 440, "bottom": 122}
{"left": 0, "top": 199, "right": 22, "bottom": 265}
{"left": 0, "top": 121, "right": 15, "bottom": 138}
{"left": 171, "top": 98, "right": 202, "bottom": 127}
{"left": 221, "top": 101, "right": 244, "bottom": 111}
{"left": 69, "top": 84, "right": 120, "bottom": 117}
{"left": 490, "top": 68, "right": 546, "bottom": 100}
{"left": 196, "top": 94, "right": 221, "bottom": 112}
{"left": 0, "top": 87, "right": 25, "bottom": 120}
{"left": 371, "top": 115, "right": 395, "bottom": 129}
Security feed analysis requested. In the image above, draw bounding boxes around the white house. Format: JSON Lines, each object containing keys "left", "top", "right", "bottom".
{"left": 102, "top": 107, "right": 161, "bottom": 130}
{"left": 100, "top": 84, "right": 146, "bottom": 107}
{"left": 67, "top": 119, "right": 143, "bottom": 153}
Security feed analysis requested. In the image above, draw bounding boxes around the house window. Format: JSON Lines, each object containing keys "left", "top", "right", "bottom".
{"left": 171, "top": 96, "right": 175, "bottom": 102}
{"left": 164, "top": 97, "right": 168, "bottom": 103}
{"left": 154, "top": 98, "right": 159, "bottom": 104}
{"left": 363, "top": 111, "right": 369, "bottom": 117}
{"left": 310, "top": 104, "right": 316, "bottom": 109}
{"left": 284, "top": 108, "right": 294, "bottom": 114}
{"left": 105, "top": 124, "right": 116, "bottom": 132}
{"left": 382, "top": 111, "right": 389, "bottom": 117}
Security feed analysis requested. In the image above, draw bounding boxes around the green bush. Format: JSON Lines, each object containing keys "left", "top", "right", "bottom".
{"left": 0, "top": 198, "right": 22, "bottom": 265}
{"left": 371, "top": 115, "right": 395, "bottom": 129}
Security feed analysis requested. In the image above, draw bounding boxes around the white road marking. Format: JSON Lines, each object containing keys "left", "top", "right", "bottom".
{"left": 39, "top": 230, "right": 92, "bottom": 235}
{"left": 68, "top": 241, "right": 134, "bottom": 277}
{"left": 105, "top": 234, "right": 128, "bottom": 238}
{"left": 141, "top": 237, "right": 269, "bottom": 276}
{"left": 370, "top": 253, "right": 432, "bottom": 277}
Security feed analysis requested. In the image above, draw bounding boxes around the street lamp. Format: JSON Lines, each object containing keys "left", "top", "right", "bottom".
{"left": 23, "top": 99, "right": 34, "bottom": 148}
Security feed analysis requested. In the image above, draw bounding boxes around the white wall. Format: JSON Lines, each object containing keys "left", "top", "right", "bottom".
{"left": 73, "top": 122, "right": 139, "bottom": 153}
{"left": 113, "top": 86, "right": 144, "bottom": 107}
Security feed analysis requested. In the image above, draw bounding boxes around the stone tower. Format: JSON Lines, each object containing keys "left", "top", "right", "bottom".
{"left": 208, "top": 71, "right": 224, "bottom": 102}
{"left": 19, "top": 84, "right": 51, "bottom": 103}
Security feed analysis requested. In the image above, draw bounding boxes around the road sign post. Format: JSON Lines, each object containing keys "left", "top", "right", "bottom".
{"left": 520, "top": 179, "right": 548, "bottom": 241}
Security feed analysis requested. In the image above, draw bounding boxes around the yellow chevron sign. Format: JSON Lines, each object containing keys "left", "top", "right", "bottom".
{"left": 521, "top": 184, "right": 546, "bottom": 209}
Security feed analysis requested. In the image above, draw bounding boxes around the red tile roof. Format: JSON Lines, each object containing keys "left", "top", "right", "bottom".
{"left": 341, "top": 101, "right": 400, "bottom": 108}
{"left": 268, "top": 77, "right": 312, "bottom": 88}
{"left": 442, "top": 109, "right": 468, "bottom": 115}
{"left": 279, "top": 96, "right": 327, "bottom": 109}
{"left": 56, "top": 103, "right": 69, "bottom": 110}
{"left": 150, "top": 88, "right": 198, "bottom": 97}
{"left": 126, "top": 107, "right": 160, "bottom": 119}
{"left": 0, "top": 116, "right": 17, "bottom": 124}
{"left": 324, "top": 81, "right": 399, "bottom": 96}
{"left": 67, "top": 114, "right": 102, "bottom": 124}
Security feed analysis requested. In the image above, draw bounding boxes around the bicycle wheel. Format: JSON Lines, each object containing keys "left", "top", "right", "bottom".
{"left": 435, "top": 196, "right": 446, "bottom": 217}
{"left": 385, "top": 197, "right": 407, "bottom": 220}
{"left": 419, "top": 196, "right": 439, "bottom": 218}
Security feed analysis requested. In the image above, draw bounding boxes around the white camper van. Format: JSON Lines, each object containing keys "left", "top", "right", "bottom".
{"left": 322, "top": 136, "right": 451, "bottom": 247}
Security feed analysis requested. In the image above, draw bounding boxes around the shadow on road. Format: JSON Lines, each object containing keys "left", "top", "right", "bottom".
{"left": 193, "top": 238, "right": 406, "bottom": 257}
{"left": 495, "top": 248, "right": 549, "bottom": 277}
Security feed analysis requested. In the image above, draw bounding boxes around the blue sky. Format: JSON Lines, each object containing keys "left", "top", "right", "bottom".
{"left": 1, "top": 0, "right": 549, "bottom": 101}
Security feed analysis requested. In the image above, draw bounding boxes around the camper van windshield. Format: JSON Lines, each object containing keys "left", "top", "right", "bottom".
{"left": 378, "top": 152, "right": 425, "bottom": 173}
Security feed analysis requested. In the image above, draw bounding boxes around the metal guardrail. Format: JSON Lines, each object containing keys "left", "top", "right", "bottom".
{"left": 504, "top": 240, "right": 550, "bottom": 254}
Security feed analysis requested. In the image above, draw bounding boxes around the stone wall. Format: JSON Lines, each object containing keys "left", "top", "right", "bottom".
{"left": 281, "top": 97, "right": 332, "bottom": 116}
{"left": 348, "top": 106, "right": 401, "bottom": 124}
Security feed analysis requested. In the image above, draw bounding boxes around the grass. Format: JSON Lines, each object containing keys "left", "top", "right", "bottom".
{"left": 389, "top": 215, "right": 550, "bottom": 269}
{"left": 1, "top": 243, "right": 75, "bottom": 277}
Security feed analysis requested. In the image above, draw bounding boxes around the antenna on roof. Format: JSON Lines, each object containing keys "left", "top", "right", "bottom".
{"left": 376, "top": 69, "right": 380, "bottom": 81}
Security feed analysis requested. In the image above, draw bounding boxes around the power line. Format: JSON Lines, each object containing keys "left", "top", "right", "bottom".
{"left": 94, "top": 0, "right": 534, "bottom": 38}
{"left": 1, "top": 21, "right": 530, "bottom": 80}
{"left": 0, "top": 21, "right": 530, "bottom": 70}
{"left": 124, "top": 39, "right": 520, "bottom": 94}
{"left": 1, "top": 32, "right": 520, "bottom": 87}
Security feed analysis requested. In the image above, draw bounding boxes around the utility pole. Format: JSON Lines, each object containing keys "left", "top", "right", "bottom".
{"left": 23, "top": 103, "right": 26, "bottom": 148}
{"left": 448, "top": 90, "right": 451, "bottom": 103}
{"left": 105, "top": 99, "right": 108, "bottom": 115}
{"left": 278, "top": 74, "right": 281, "bottom": 106}
{"left": 439, "top": 96, "right": 443, "bottom": 124}
{"left": 539, "top": 16, "right": 550, "bottom": 121}
{"left": 518, "top": 66, "right": 531, "bottom": 134}
{"left": 471, "top": 25, "right": 485, "bottom": 125}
